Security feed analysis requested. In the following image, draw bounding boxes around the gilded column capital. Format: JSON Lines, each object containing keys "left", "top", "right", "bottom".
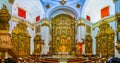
{"left": 93, "top": 16, "right": 115, "bottom": 29}
{"left": 76, "top": 19, "right": 85, "bottom": 27}
{"left": 41, "top": 18, "right": 51, "bottom": 27}
{"left": 11, "top": 16, "right": 34, "bottom": 29}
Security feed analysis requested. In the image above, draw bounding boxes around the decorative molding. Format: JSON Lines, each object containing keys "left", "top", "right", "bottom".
{"left": 8, "top": 0, "right": 14, "bottom": 4}
{"left": 12, "top": 22, "right": 31, "bottom": 57}
{"left": 76, "top": 4, "right": 81, "bottom": 8}
{"left": 92, "top": 16, "right": 115, "bottom": 29}
{"left": 77, "top": 19, "right": 85, "bottom": 27}
{"left": 46, "top": 4, "right": 50, "bottom": 9}
{"left": 11, "top": 16, "right": 34, "bottom": 29}
{"left": 60, "top": 0, "right": 66, "bottom": 5}
{"left": 0, "top": 5, "right": 11, "bottom": 33}
{"left": 41, "top": 19, "right": 50, "bottom": 27}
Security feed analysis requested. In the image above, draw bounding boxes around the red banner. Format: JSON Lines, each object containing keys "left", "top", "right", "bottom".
{"left": 86, "top": 15, "right": 90, "bottom": 21}
{"left": 18, "top": 7, "right": 26, "bottom": 19}
{"left": 101, "top": 6, "right": 109, "bottom": 18}
{"left": 36, "top": 16, "right": 40, "bottom": 22}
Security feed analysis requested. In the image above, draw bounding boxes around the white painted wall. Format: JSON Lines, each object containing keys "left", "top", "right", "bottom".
{"left": 27, "top": 27, "right": 35, "bottom": 55}
{"left": 91, "top": 27, "right": 99, "bottom": 55}
{"left": 77, "top": 26, "right": 86, "bottom": 42}
{"left": 109, "top": 22, "right": 120, "bottom": 58}
{"left": 77, "top": 26, "right": 86, "bottom": 54}
{"left": 41, "top": 26, "right": 50, "bottom": 54}
{"left": 9, "top": 20, "right": 18, "bottom": 34}
{"left": 82, "top": 0, "right": 115, "bottom": 23}
{"left": 12, "top": 0, "right": 45, "bottom": 23}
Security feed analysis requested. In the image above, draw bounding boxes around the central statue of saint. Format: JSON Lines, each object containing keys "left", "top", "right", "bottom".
{"left": 59, "top": 37, "right": 67, "bottom": 52}
{"left": 60, "top": 44, "right": 66, "bottom": 52}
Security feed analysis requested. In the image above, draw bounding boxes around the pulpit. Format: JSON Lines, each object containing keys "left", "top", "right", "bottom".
{"left": 0, "top": 4, "right": 16, "bottom": 63}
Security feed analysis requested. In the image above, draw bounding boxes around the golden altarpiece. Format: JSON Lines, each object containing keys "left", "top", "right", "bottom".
{"left": 84, "top": 35, "right": 92, "bottom": 56}
{"left": 34, "top": 35, "right": 44, "bottom": 56}
{"left": 96, "top": 21, "right": 114, "bottom": 58}
{"left": 12, "top": 22, "right": 31, "bottom": 57}
{"left": 50, "top": 14, "right": 76, "bottom": 54}
{"left": 0, "top": 5, "right": 15, "bottom": 63}
{"left": 116, "top": 12, "right": 120, "bottom": 53}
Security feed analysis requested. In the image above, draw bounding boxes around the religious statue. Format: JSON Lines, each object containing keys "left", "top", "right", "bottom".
{"left": 59, "top": 37, "right": 67, "bottom": 52}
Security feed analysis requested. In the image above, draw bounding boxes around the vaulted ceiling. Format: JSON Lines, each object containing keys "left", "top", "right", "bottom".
{"left": 0, "top": 0, "right": 115, "bottom": 23}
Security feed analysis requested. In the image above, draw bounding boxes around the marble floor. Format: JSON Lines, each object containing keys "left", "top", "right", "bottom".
{"left": 59, "top": 58, "right": 67, "bottom": 63}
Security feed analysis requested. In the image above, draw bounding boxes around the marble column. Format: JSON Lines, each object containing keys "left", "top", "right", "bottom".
{"left": 41, "top": 19, "right": 50, "bottom": 54}
{"left": 43, "top": 26, "right": 50, "bottom": 54}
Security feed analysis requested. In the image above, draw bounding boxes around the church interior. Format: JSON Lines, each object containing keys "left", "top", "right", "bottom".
{"left": 0, "top": 0, "right": 120, "bottom": 63}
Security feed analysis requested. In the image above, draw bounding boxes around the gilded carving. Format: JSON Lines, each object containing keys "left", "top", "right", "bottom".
{"left": 96, "top": 21, "right": 114, "bottom": 58}
{"left": 0, "top": 4, "right": 12, "bottom": 51}
{"left": 34, "top": 35, "right": 44, "bottom": 55}
{"left": 8, "top": 0, "right": 14, "bottom": 4}
{"left": 86, "top": 25, "right": 91, "bottom": 34}
{"left": 41, "top": 19, "right": 50, "bottom": 27}
{"left": 0, "top": 5, "right": 18, "bottom": 61}
{"left": 35, "top": 25, "right": 40, "bottom": 34}
{"left": 84, "top": 35, "right": 92, "bottom": 56}
{"left": 51, "top": 14, "right": 76, "bottom": 54}
{"left": 12, "top": 22, "right": 31, "bottom": 57}
{"left": 0, "top": 5, "right": 10, "bottom": 32}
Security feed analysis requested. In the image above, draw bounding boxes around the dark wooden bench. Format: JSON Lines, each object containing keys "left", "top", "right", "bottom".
{"left": 42, "top": 58, "right": 59, "bottom": 63}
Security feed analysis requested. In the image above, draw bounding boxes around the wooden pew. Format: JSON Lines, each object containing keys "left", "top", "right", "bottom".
{"left": 42, "top": 58, "right": 59, "bottom": 63}
{"left": 67, "top": 58, "right": 87, "bottom": 63}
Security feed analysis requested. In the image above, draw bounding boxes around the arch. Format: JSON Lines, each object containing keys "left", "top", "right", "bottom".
{"left": 47, "top": 6, "right": 79, "bottom": 19}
